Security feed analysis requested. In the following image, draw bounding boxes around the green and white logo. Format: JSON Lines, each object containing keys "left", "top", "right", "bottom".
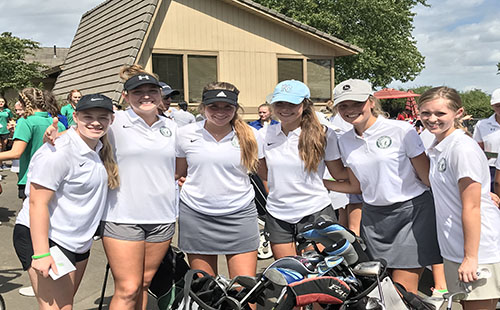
{"left": 231, "top": 135, "right": 240, "bottom": 148}
{"left": 438, "top": 158, "right": 446, "bottom": 172}
{"left": 376, "top": 136, "right": 392, "bottom": 149}
{"left": 160, "top": 126, "right": 172, "bottom": 137}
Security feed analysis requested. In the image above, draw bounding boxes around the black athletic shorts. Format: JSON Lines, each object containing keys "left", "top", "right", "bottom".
{"left": 13, "top": 224, "right": 90, "bottom": 271}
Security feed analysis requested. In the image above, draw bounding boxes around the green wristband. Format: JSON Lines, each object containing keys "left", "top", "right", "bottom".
{"left": 32, "top": 252, "right": 51, "bottom": 259}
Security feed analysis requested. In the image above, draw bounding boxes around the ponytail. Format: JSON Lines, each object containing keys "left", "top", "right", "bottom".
{"left": 99, "top": 133, "right": 120, "bottom": 189}
{"left": 298, "top": 99, "right": 326, "bottom": 173}
{"left": 232, "top": 112, "right": 259, "bottom": 173}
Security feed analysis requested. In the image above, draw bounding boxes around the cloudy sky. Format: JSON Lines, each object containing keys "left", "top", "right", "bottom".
{"left": 1, "top": 0, "right": 499, "bottom": 94}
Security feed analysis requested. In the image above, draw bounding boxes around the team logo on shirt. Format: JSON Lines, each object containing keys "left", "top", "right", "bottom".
{"left": 231, "top": 136, "right": 240, "bottom": 148}
{"left": 437, "top": 158, "right": 447, "bottom": 172}
{"left": 376, "top": 136, "right": 392, "bottom": 149}
{"left": 160, "top": 126, "right": 172, "bottom": 137}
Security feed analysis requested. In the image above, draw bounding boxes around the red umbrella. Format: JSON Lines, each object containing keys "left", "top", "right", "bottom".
{"left": 374, "top": 88, "right": 421, "bottom": 99}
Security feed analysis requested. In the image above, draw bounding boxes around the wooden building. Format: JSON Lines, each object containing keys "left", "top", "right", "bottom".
{"left": 52, "top": 0, "right": 361, "bottom": 118}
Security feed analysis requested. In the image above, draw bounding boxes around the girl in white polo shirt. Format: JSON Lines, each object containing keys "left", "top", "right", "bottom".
{"left": 325, "top": 79, "right": 442, "bottom": 294}
{"left": 13, "top": 94, "right": 117, "bottom": 310}
{"left": 176, "top": 81, "right": 259, "bottom": 278}
{"left": 257, "top": 80, "right": 349, "bottom": 259}
{"left": 473, "top": 88, "right": 500, "bottom": 191}
{"left": 419, "top": 86, "right": 500, "bottom": 309}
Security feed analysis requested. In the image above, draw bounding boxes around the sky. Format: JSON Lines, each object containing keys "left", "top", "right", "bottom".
{"left": 0, "top": 0, "right": 499, "bottom": 94}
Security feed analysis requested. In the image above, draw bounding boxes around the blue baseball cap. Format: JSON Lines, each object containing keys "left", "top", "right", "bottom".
{"left": 270, "top": 80, "right": 310, "bottom": 105}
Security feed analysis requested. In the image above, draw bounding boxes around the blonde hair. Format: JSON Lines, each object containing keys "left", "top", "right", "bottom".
{"left": 417, "top": 86, "right": 468, "bottom": 133}
{"left": 201, "top": 82, "right": 259, "bottom": 173}
{"left": 19, "top": 88, "right": 59, "bottom": 118}
{"left": 369, "top": 96, "right": 389, "bottom": 118}
{"left": 298, "top": 98, "right": 327, "bottom": 173}
{"left": 119, "top": 64, "right": 159, "bottom": 86}
{"left": 99, "top": 133, "right": 120, "bottom": 189}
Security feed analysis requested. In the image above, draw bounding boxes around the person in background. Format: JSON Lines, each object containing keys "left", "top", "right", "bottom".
{"left": 248, "top": 103, "right": 278, "bottom": 130}
{"left": 420, "top": 86, "right": 500, "bottom": 310}
{"left": 158, "top": 82, "right": 180, "bottom": 117}
{"left": 60, "top": 89, "right": 82, "bottom": 127}
{"left": 0, "top": 88, "right": 66, "bottom": 200}
{"left": 473, "top": 88, "right": 500, "bottom": 191}
{"left": 44, "top": 91, "right": 69, "bottom": 129}
{"left": 0, "top": 96, "right": 13, "bottom": 170}
{"left": 170, "top": 101, "right": 195, "bottom": 127}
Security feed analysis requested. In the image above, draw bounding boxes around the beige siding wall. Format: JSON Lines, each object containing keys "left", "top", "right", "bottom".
{"left": 151, "top": 0, "right": 341, "bottom": 116}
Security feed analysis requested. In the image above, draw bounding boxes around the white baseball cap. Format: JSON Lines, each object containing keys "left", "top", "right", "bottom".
{"left": 491, "top": 88, "right": 500, "bottom": 105}
{"left": 333, "top": 79, "right": 373, "bottom": 106}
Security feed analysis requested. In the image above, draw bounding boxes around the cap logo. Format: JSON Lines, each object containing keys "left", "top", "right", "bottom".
{"left": 138, "top": 75, "right": 150, "bottom": 81}
{"left": 90, "top": 97, "right": 103, "bottom": 101}
{"left": 280, "top": 84, "right": 292, "bottom": 93}
{"left": 343, "top": 85, "right": 351, "bottom": 91}
{"left": 216, "top": 91, "right": 227, "bottom": 97}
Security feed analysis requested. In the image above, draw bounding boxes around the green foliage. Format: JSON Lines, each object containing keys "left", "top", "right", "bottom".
{"left": 497, "top": 61, "right": 500, "bottom": 75}
{"left": 0, "top": 32, "right": 47, "bottom": 96}
{"left": 460, "top": 89, "right": 491, "bottom": 119}
{"left": 253, "top": 0, "right": 428, "bottom": 87}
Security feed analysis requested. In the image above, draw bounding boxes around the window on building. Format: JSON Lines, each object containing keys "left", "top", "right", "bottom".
{"left": 152, "top": 54, "right": 184, "bottom": 101}
{"left": 188, "top": 56, "right": 217, "bottom": 103}
{"left": 307, "top": 59, "right": 331, "bottom": 100}
{"left": 152, "top": 54, "right": 217, "bottom": 103}
{"left": 278, "top": 59, "right": 303, "bottom": 82}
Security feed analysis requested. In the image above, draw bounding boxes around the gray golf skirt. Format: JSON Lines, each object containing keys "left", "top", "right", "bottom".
{"left": 361, "top": 190, "right": 442, "bottom": 269}
{"left": 178, "top": 200, "right": 260, "bottom": 255}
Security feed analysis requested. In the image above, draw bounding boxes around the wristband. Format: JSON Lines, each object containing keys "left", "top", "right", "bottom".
{"left": 32, "top": 252, "right": 51, "bottom": 259}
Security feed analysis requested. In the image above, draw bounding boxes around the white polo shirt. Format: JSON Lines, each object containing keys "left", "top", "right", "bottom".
{"left": 428, "top": 130, "right": 500, "bottom": 264}
{"left": 338, "top": 117, "right": 428, "bottom": 206}
{"left": 176, "top": 121, "right": 256, "bottom": 216}
{"left": 473, "top": 114, "right": 500, "bottom": 166}
{"left": 260, "top": 124, "right": 340, "bottom": 223}
{"left": 16, "top": 128, "right": 108, "bottom": 253}
{"left": 103, "top": 109, "right": 177, "bottom": 224}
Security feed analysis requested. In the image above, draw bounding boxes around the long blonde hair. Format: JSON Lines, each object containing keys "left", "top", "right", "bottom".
{"left": 99, "top": 133, "right": 120, "bottom": 189}
{"left": 19, "top": 88, "right": 59, "bottom": 118}
{"left": 417, "top": 86, "right": 468, "bottom": 133}
{"left": 298, "top": 98, "right": 326, "bottom": 173}
{"left": 369, "top": 95, "right": 389, "bottom": 118}
{"left": 200, "top": 82, "right": 259, "bottom": 173}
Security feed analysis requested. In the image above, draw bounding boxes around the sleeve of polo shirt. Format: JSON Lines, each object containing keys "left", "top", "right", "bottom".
{"left": 12, "top": 118, "right": 32, "bottom": 142}
{"left": 28, "top": 145, "right": 70, "bottom": 192}
{"left": 472, "top": 121, "right": 483, "bottom": 142}
{"left": 324, "top": 128, "right": 341, "bottom": 161}
{"left": 403, "top": 126, "right": 425, "bottom": 158}
{"left": 450, "top": 144, "right": 485, "bottom": 184}
{"left": 175, "top": 130, "right": 186, "bottom": 158}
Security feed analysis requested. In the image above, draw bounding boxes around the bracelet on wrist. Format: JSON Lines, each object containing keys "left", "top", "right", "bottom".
{"left": 32, "top": 252, "right": 51, "bottom": 259}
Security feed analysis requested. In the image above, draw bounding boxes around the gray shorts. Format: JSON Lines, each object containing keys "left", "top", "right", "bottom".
{"left": 101, "top": 221, "right": 175, "bottom": 243}
{"left": 348, "top": 194, "right": 363, "bottom": 204}
{"left": 265, "top": 204, "right": 337, "bottom": 244}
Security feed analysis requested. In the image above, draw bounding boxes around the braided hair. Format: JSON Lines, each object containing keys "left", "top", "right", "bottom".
{"left": 19, "top": 88, "right": 59, "bottom": 118}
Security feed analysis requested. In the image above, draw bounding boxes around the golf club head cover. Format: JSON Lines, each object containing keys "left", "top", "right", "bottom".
{"left": 324, "top": 238, "right": 359, "bottom": 266}
{"left": 276, "top": 276, "right": 351, "bottom": 309}
{"left": 269, "top": 256, "right": 316, "bottom": 276}
{"left": 315, "top": 221, "right": 356, "bottom": 244}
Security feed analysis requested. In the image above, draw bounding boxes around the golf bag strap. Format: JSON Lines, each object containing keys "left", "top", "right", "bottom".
{"left": 393, "top": 282, "right": 436, "bottom": 310}
{"left": 182, "top": 269, "right": 219, "bottom": 310}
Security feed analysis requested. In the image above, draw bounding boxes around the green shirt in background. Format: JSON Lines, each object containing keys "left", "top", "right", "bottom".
{"left": 12, "top": 112, "right": 66, "bottom": 185}
{"left": 0, "top": 108, "right": 13, "bottom": 135}
{"left": 60, "top": 103, "right": 75, "bottom": 126}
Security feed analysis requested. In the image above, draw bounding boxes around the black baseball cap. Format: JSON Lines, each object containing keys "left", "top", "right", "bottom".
{"left": 159, "top": 82, "right": 180, "bottom": 97}
{"left": 76, "top": 94, "right": 114, "bottom": 113}
{"left": 124, "top": 73, "right": 161, "bottom": 91}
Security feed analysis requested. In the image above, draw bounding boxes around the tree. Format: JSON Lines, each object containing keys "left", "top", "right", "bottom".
{"left": 253, "top": 0, "right": 428, "bottom": 87}
{"left": 0, "top": 32, "right": 46, "bottom": 96}
{"left": 460, "top": 89, "right": 491, "bottom": 119}
{"left": 497, "top": 62, "right": 499, "bottom": 75}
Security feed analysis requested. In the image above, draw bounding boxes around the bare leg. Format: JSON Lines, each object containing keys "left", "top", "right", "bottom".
{"left": 28, "top": 258, "right": 88, "bottom": 310}
{"left": 188, "top": 254, "right": 218, "bottom": 276}
{"left": 338, "top": 208, "right": 348, "bottom": 228}
{"left": 226, "top": 251, "right": 257, "bottom": 278}
{"left": 391, "top": 268, "right": 424, "bottom": 294}
{"left": 139, "top": 240, "right": 171, "bottom": 310}
{"left": 103, "top": 237, "right": 145, "bottom": 310}
{"left": 431, "top": 263, "right": 447, "bottom": 292}
{"left": 346, "top": 203, "right": 362, "bottom": 236}
{"left": 271, "top": 242, "right": 297, "bottom": 260}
